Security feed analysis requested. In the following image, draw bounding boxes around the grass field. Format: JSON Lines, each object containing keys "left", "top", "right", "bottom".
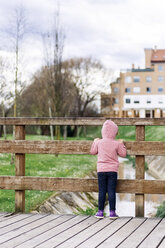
{"left": 0, "top": 125, "right": 165, "bottom": 213}
{"left": 0, "top": 129, "right": 99, "bottom": 213}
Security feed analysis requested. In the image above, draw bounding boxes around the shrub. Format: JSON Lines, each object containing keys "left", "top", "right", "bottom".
{"left": 156, "top": 201, "right": 165, "bottom": 218}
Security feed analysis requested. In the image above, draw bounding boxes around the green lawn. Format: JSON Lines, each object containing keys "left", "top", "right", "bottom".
{"left": 0, "top": 152, "right": 97, "bottom": 212}
{"left": 0, "top": 132, "right": 97, "bottom": 213}
{"left": 117, "top": 125, "right": 165, "bottom": 141}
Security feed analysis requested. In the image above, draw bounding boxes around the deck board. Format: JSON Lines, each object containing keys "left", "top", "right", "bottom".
{"left": 0, "top": 215, "right": 74, "bottom": 248}
{"left": 138, "top": 218, "right": 165, "bottom": 248}
{"left": 36, "top": 216, "right": 98, "bottom": 248}
{"left": 0, "top": 213, "right": 164, "bottom": 248}
{"left": 117, "top": 218, "right": 162, "bottom": 248}
{"left": 98, "top": 217, "right": 146, "bottom": 248}
{"left": 0, "top": 212, "right": 13, "bottom": 221}
{"left": 15, "top": 215, "right": 88, "bottom": 248}
{"left": 0, "top": 213, "right": 33, "bottom": 229}
{"left": 159, "top": 237, "right": 165, "bottom": 248}
{"left": 0, "top": 214, "right": 45, "bottom": 236}
{"left": 0, "top": 214, "right": 61, "bottom": 247}
{"left": 77, "top": 217, "right": 132, "bottom": 248}
{"left": 57, "top": 217, "right": 113, "bottom": 248}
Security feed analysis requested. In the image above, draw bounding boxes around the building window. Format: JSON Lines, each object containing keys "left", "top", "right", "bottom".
{"left": 147, "top": 100, "right": 151, "bottom": 104}
{"left": 125, "top": 76, "right": 131, "bottom": 83}
{"left": 133, "top": 87, "right": 140, "bottom": 93}
{"left": 114, "top": 98, "right": 119, "bottom": 104}
{"left": 125, "top": 99, "right": 130, "bottom": 104}
{"left": 158, "top": 76, "right": 163, "bottom": 82}
{"left": 158, "top": 65, "right": 163, "bottom": 72}
{"left": 146, "top": 76, "right": 152, "bottom": 82}
{"left": 133, "top": 76, "right": 140, "bottom": 82}
{"left": 134, "top": 100, "right": 140, "bottom": 104}
{"left": 125, "top": 88, "right": 131, "bottom": 93}
{"left": 114, "top": 88, "right": 119, "bottom": 93}
{"left": 146, "top": 87, "right": 151, "bottom": 93}
{"left": 158, "top": 87, "right": 163, "bottom": 92}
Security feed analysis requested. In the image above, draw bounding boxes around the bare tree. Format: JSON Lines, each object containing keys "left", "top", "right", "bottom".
{"left": 65, "top": 57, "right": 109, "bottom": 117}
{"left": 42, "top": 4, "right": 65, "bottom": 139}
{"left": 10, "top": 7, "right": 26, "bottom": 118}
{"left": 0, "top": 57, "right": 11, "bottom": 139}
{"left": 5, "top": 6, "right": 27, "bottom": 163}
{"left": 62, "top": 57, "right": 110, "bottom": 137}
{"left": 0, "top": 74, "right": 7, "bottom": 139}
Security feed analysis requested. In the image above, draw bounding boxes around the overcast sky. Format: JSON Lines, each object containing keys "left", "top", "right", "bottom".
{"left": 0, "top": 0, "right": 165, "bottom": 81}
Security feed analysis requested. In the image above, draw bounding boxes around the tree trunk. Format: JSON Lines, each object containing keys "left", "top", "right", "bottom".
{"left": 55, "top": 126, "right": 60, "bottom": 140}
{"left": 83, "top": 126, "right": 87, "bottom": 137}
{"left": 77, "top": 126, "right": 80, "bottom": 138}
{"left": 63, "top": 126, "right": 67, "bottom": 140}
{"left": 0, "top": 126, "right": 3, "bottom": 137}
{"left": 48, "top": 101, "right": 54, "bottom": 140}
{"left": 2, "top": 102, "right": 7, "bottom": 140}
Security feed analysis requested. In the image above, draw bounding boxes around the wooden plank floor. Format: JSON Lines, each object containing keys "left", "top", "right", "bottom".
{"left": 0, "top": 213, "right": 164, "bottom": 248}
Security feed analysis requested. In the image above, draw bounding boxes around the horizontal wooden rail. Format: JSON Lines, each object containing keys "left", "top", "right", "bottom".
{"left": 0, "top": 140, "right": 165, "bottom": 155}
{"left": 126, "top": 141, "right": 165, "bottom": 155}
{"left": 0, "top": 176, "right": 164, "bottom": 194}
{"left": 1, "top": 117, "right": 165, "bottom": 125}
{"left": 0, "top": 140, "right": 91, "bottom": 154}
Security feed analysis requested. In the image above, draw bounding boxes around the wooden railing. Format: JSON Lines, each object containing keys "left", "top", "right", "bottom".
{"left": 0, "top": 117, "right": 165, "bottom": 217}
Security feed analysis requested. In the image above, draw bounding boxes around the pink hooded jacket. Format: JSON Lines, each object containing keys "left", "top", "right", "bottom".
{"left": 90, "top": 120, "right": 127, "bottom": 172}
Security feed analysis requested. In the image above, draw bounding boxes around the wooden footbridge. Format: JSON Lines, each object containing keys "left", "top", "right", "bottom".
{"left": 0, "top": 212, "right": 164, "bottom": 247}
{"left": 0, "top": 117, "right": 164, "bottom": 247}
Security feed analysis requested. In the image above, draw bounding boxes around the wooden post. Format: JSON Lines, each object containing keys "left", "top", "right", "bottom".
{"left": 15, "top": 125, "right": 25, "bottom": 212}
{"left": 135, "top": 125, "right": 145, "bottom": 217}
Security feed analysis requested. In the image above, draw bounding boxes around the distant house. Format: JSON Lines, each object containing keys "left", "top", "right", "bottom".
{"left": 101, "top": 47, "right": 165, "bottom": 118}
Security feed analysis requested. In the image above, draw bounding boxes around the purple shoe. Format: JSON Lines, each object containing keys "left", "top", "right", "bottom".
{"left": 109, "top": 210, "right": 119, "bottom": 219}
{"left": 95, "top": 210, "right": 104, "bottom": 219}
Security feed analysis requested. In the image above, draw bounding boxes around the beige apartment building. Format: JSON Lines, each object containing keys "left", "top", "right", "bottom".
{"left": 101, "top": 47, "right": 165, "bottom": 118}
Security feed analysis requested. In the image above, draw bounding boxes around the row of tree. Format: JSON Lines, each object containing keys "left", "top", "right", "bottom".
{"left": 0, "top": 4, "right": 110, "bottom": 137}
{"left": 16, "top": 57, "right": 104, "bottom": 118}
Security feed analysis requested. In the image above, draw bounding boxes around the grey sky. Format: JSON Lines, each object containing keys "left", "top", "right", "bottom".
{"left": 0, "top": 0, "right": 165, "bottom": 80}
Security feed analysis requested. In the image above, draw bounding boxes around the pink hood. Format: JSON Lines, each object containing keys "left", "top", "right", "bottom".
{"left": 101, "top": 120, "right": 118, "bottom": 139}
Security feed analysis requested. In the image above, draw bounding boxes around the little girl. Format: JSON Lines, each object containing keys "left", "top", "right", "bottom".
{"left": 90, "top": 120, "right": 127, "bottom": 219}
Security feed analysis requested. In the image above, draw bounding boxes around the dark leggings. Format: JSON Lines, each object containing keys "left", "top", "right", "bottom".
{"left": 97, "top": 172, "right": 117, "bottom": 211}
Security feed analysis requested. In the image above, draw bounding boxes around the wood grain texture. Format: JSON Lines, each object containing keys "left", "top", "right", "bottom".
{"left": 0, "top": 140, "right": 91, "bottom": 154}
{"left": 15, "top": 125, "right": 25, "bottom": 213}
{"left": 0, "top": 215, "right": 164, "bottom": 247}
{"left": 0, "top": 177, "right": 164, "bottom": 193}
{"left": 138, "top": 218, "right": 165, "bottom": 248}
{"left": 1, "top": 117, "right": 165, "bottom": 125}
{"left": 0, "top": 215, "right": 73, "bottom": 247}
{"left": 135, "top": 125, "right": 145, "bottom": 217}
{"left": 77, "top": 218, "right": 131, "bottom": 248}
{"left": 98, "top": 218, "right": 146, "bottom": 248}
{"left": 118, "top": 218, "right": 161, "bottom": 248}
{"left": 57, "top": 217, "right": 112, "bottom": 248}
{"left": 0, "top": 140, "right": 165, "bottom": 155}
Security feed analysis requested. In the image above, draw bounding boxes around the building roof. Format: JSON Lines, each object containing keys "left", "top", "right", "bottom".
{"left": 151, "top": 49, "right": 165, "bottom": 63}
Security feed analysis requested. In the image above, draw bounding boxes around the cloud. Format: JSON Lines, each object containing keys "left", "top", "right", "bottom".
{"left": 0, "top": 0, "right": 165, "bottom": 81}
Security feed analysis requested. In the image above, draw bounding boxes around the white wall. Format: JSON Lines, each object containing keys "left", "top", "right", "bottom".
{"left": 123, "top": 95, "right": 165, "bottom": 109}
